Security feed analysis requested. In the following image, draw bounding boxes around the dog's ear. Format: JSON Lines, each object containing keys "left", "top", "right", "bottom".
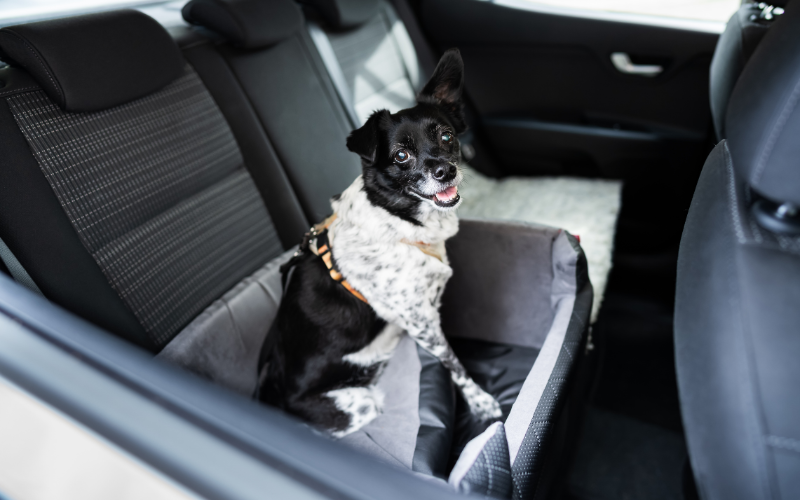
{"left": 346, "top": 110, "right": 389, "bottom": 163}
{"left": 418, "top": 48, "right": 467, "bottom": 133}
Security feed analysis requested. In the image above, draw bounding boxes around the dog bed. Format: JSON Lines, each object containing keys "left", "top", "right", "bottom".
{"left": 457, "top": 167, "right": 619, "bottom": 322}
{"left": 158, "top": 218, "right": 592, "bottom": 499}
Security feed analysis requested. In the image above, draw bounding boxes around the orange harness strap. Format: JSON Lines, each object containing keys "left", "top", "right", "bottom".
{"left": 306, "top": 214, "right": 443, "bottom": 305}
{"left": 308, "top": 215, "right": 369, "bottom": 304}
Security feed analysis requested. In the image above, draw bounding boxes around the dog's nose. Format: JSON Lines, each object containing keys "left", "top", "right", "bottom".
{"left": 433, "top": 163, "right": 457, "bottom": 181}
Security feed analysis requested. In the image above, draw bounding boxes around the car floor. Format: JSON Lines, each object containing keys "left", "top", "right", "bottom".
{"left": 561, "top": 167, "right": 704, "bottom": 500}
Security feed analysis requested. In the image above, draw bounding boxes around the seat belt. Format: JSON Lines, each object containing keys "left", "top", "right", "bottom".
{"left": 0, "top": 236, "right": 43, "bottom": 295}
{"left": 306, "top": 22, "right": 362, "bottom": 128}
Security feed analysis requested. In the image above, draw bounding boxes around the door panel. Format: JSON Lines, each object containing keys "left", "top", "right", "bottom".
{"left": 419, "top": 0, "right": 718, "bottom": 178}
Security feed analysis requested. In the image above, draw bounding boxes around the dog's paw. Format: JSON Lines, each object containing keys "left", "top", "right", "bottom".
{"left": 462, "top": 380, "right": 503, "bottom": 421}
{"left": 327, "top": 386, "right": 384, "bottom": 438}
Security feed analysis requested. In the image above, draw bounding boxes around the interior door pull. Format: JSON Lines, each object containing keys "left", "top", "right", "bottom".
{"left": 610, "top": 52, "right": 663, "bottom": 77}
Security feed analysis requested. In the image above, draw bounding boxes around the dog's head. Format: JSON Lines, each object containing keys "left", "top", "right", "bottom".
{"left": 346, "top": 48, "right": 467, "bottom": 224}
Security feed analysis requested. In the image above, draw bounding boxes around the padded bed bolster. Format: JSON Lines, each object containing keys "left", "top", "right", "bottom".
{"left": 443, "top": 219, "right": 591, "bottom": 498}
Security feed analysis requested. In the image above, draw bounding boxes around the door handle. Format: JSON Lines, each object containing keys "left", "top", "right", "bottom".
{"left": 610, "top": 52, "right": 663, "bottom": 77}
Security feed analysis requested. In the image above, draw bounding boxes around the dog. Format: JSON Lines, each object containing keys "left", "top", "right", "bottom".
{"left": 257, "top": 48, "right": 502, "bottom": 437}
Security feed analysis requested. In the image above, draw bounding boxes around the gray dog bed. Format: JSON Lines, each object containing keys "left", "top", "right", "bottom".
{"left": 159, "top": 218, "right": 592, "bottom": 498}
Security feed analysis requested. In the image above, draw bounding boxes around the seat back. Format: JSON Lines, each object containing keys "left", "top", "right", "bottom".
{"left": 303, "top": 0, "right": 425, "bottom": 126}
{"left": 0, "top": 10, "right": 301, "bottom": 351}
{"left": 675, "top": 3, "right": 800, "bottom": 499}
{"left": 182, "top": 0, "right": 362, "bottom": 223}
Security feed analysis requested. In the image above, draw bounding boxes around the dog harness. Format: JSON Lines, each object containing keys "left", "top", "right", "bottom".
{"left": 307, "top": 214, "right": 369, "bottom": 303}
{"left": 283, "top": 214, "right": 445, "bottom": 305}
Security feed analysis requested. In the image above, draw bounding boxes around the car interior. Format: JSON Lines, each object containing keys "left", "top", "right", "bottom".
{"left": 0, "top": 0, "right": 797, "bottom": 499}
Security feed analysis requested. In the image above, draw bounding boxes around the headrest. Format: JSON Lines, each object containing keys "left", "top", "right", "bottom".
{"left": 302, "top": 0, "right": 381, "bottom": 29}
{"left": 710, "top": 3, "right": 772, "bottom": 141}
{"left": 182, "top": 0, "right": 303, "bottom": 49}
{"left": 0, "top": 10, "right": 184, "bottom": 113}
{"left": 726, "top": 3, "right": 800, "bottom": 206}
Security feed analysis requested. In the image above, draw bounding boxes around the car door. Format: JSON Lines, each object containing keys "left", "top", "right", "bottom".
{"left": 417, "top": 0, "right": 725, "bottom": 295}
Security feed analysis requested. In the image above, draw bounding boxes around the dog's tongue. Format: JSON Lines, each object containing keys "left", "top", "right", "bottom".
{"left": 435, "top": 186, "right": 458, "bottom": 202}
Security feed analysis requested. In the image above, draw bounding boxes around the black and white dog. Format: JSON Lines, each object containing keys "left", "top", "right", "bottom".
{"left": 258, "top": 49, "right": 501, "bottom": 437}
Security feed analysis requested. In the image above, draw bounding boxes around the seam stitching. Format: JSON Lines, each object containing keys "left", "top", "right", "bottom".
{"left": 0, "top": 30, "right": 64, "bottom": 102}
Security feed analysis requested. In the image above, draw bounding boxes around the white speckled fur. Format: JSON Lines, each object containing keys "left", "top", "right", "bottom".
{"left": 329, "top": 176, "right": 502, "bottom": 421}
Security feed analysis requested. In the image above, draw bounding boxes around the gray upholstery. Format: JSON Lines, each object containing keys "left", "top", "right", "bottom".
{"left": 158, "top": 247, "right": 295, "bottom": 395}
{"left": 323, "top": 1, "right": 421, "bottom": 125}
{"left": 8, "top": 67, "right": 283, "bottom": 347}
{"left": 709, "top": 3, "right": 772, "bottom": 141}
{"left": 442, "top": 219, "right": 562, "bottom": 349}
{"left": 726, "top": 4, "right": 800, "bottom": 206}
{"left": 676, "top": 142, "right": 800, "bottom": 500}
{"left": 676, "top": 6, "right": 800, "bottom": 498}
{"left": 340, "top": 335, "right": 423, "bottom": 468}
{"left": 505, "top": 231, "right": 590, "bottom": 499}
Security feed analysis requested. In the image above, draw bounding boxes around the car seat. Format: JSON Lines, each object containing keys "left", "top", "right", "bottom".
{"left": 675, "top": 3, "right": 800, "bottom": 499}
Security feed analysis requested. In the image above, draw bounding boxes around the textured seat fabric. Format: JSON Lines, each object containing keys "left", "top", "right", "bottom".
{"left": 8, "top": 67, "right": 282, "bottom": 348}
{"left": 298, "top": 0, "right": 619, "bottom": 320}
{"left": 449, "top": 422, "right": 512, "bottom": 498}
{"left": 0, "top": 12, "right": 289, "bottom": 350}
{"left": 675, "top": 5, "right": 800, "bottom": 499}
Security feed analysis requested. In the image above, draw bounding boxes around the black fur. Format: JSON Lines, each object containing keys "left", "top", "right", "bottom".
{"left": 257, "top": 48, "right": 467, "bottom": 434}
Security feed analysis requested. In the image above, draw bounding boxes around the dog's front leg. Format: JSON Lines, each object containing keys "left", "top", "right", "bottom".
{"left": 367, "top": 297, "right": 501, "bottom": 420}
{"left": 408, "top": 322, "right": 503, "bottom": 421}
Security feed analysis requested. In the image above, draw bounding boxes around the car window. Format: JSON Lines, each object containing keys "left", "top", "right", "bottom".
{"left": 518, "top": 0, "right": 742, "bottom": 23}
{"left": 0, "top": 0, "right": 183, "bottom": 27}
{"left": 494, "top": 0, "right": 748, "bottom": 33}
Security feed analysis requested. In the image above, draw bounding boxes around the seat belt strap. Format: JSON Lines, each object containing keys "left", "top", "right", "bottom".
{"left": 0, "top": 236, "right": 43, "bottom": 295}
{"left": 306, "top": 22, "right": 362, "bottom": 128}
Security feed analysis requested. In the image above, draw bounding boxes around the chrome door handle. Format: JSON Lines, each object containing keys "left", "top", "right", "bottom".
{"left": 610, "top": 52, "right": 663, "bottom": 77}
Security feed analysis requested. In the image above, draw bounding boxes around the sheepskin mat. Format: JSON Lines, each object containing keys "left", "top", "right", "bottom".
{"left": 456, "top": 167, "right": 622, "bottom": 322}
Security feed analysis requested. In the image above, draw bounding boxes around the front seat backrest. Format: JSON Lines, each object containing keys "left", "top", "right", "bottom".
{"left": 710, "top": 1, "right": 785, "bottom": 141}
{"left": 675, "top": 3, "right": 800, "bottom": 500}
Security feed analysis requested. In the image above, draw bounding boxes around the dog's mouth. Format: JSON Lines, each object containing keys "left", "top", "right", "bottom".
{"left": 430, "top": 186, "right": 460, "bottom": 207}
{"left": 407, "top": 185, "right": 461, "bottom": 209}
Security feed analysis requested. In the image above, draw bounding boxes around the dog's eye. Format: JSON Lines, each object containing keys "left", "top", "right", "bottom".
{"left": 441, "top": 133, "right": 453, "bottom": 144}
{"left": 394, "top": 150, "right": 410, "bottom": 163}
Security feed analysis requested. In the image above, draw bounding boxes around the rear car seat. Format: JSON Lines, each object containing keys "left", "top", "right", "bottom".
{"left": 290, "top": 0, "right": 620, "bottom": 321}
{"left": 0, "top": 7, "right": 591, "bottom": 498}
